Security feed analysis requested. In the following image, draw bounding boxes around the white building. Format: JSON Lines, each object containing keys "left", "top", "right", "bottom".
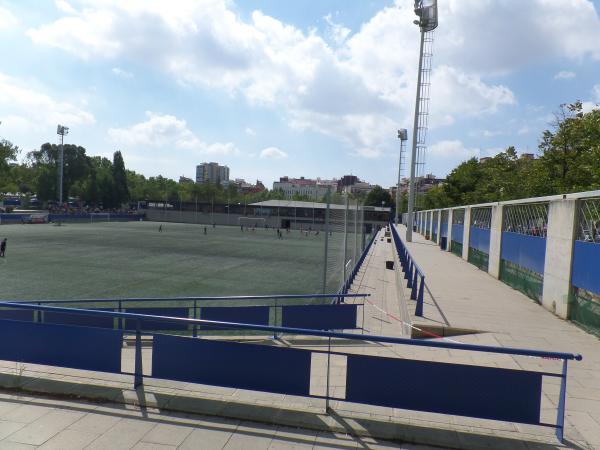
{"left": 273, "top": 177, "right": 337, "bottom": 199}
{"left": 196, "top": 162, "right": 230, "bottom": 185}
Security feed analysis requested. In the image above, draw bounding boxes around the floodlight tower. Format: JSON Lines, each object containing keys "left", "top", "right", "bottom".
{"left": 406, "top": 0, "right": 437, "bottom": 242}
{"left": 57, "top": 125, "right": 69, "bottom": 206}
{"left": 396, "top": 129, "right": 408, "bottom": 225}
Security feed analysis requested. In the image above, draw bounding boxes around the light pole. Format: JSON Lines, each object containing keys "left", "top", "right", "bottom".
{"left": 406, "top": 0, "right": 437, "bottom": 242}
{"left": 56, "top": 125, "right": 69, "bottom": 207}
{"left": 396, "top": 129, "right": 408, "bottom": 225}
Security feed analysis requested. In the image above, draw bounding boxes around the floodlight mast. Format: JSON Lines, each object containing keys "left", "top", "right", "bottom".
{"left": 406, "top": 0, "right": 437, "bottom": 242}
{"left": 396, "top": 129, "right": 408, "bottom": 225}
{"left": 57, "top": 125, "right": 69, "bottom": 207}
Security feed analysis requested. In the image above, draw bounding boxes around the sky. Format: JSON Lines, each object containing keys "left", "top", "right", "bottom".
{"left": 0, "top": 0, "right": 599, "bottom": 189}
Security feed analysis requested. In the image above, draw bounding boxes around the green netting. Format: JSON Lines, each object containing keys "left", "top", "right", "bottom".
{"left": 499, "top": 259, "right": 543, "bottom": 303}
{"left": 468, "top": 247, "right": 489, "bottom": 272}
{"left": 451, "top": 240, "right": 462, "bottom": 257}
{"left": 569, "top": 289, "right": 600, "bottom": 338}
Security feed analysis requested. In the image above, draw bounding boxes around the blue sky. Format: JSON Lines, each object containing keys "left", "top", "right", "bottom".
{"left": 1, "top": 0, "right": 599, "bottom": 189}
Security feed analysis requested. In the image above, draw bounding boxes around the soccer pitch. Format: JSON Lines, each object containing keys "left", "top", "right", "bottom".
{"left": 0, "top": 222, "right": 331, "bottom": 301}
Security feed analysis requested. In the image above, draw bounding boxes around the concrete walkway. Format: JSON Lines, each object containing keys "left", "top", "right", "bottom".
{"left": 0, "top": 390, "right": 440, "bottom": 449}
{"left": 393, "top": 225, "right": 600, "bottom": 450}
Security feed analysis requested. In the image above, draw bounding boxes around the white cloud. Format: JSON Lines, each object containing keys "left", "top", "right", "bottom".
{"left": 108, "top": 111, "right": 239, "bottom": 156}
{"left": 55, "top": 0, "right": 76, "bottom": 14}
{"left": 26, "top": 0, "right": 600, "bottom": 160}
{"left": 554, "top": 71, "right": 576, "bottom": 80}
{"left": 111, "top": 67, "right": 133, "bottom": 79}
{"left": 0, "top": 5, "right": 17, "bottom": 30}
{"left": 0, "top": 72, "right": 95, "bottom": 134}
{"left": 260, "top": 146, "right": 287, "bottom": 159}
{"left": 428, "top": 140, "right": 480, "bottom": 160}
{"left": 244, "top": 127, "right": 256, "bottom": 136}
{"left": 324, "top": 14, "right": 350, "bottom": 45}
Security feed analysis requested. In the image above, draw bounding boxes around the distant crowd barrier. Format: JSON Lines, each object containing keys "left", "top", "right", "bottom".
{"left": 0, "top": 300, "right": 582, "bottom": 443}
{"left": 405, "top": 190, "right": 600, "bottom": 337}
{"left": 0, "top": 212, "right": 144, "bottom": 224}
{"left": 390, "top": 223, "right": 425, "bottom": 316}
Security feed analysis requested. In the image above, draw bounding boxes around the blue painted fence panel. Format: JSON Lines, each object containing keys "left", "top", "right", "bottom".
{"left": 200, "top": 306, "right": 270, "bottom": 330}
{"left": 433, "top": 219, "right": 438, "bottom": 233}
{"left": 451, "top": 224, "right": 464, "bottom": 244}
{"left": 152, "top": 335, "right": 312, "bottom": 396}
{"left": 345, "top": 354, "right": 543, "bottom": 425}
{"left": 572, "top": 240, "right": 600, "bottom": 294}
{"left": 44, "top": 308, "right": 115, "bottom": 328}
{"left": 0, "top": 309, "right": 35, "bottom": 322}
{"left": 501, "top": 231, "right": 546, "bottom": 275}
{"left": 124, "top": 307, "right": 189, "bottom": 331}
{"left": 0, "top": 319, "right": 122, "bottom": 373}
{"left": 440, "top": 222, "right": 448, "bottom": 238}
{"left": 469, "top": 227, "right": 491, "bottom": 254}
{"left": 281, "top": 304, "right": 358, "bottom": 330}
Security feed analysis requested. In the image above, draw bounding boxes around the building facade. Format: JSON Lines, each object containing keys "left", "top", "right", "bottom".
{"left": 196, "top": 162, "right": 230, "bottom": 185}
{"left": 273, "top": 177, "right": 338, "bottom": 199}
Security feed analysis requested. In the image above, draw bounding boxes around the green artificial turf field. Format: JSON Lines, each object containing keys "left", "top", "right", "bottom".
{"left": 0, "top": 221, "right": 342, "bottom": 302}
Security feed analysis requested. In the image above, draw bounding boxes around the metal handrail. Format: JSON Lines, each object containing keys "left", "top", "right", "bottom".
{"left": 390, "top": 223, "right": 426, "bottom": 316}
{"left": 0, "top": 301, "right": 581, "bottom": 361}
{"left": 11, "top": 293, "right": 369, "bottom": 306}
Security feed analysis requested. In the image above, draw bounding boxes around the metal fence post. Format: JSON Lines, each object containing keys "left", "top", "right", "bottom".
{"left": 322, "top": 187, "right": 331, "bottom": 294}
{"left": 134, "top": 319, "right": 143, "bottom": 389}
{"left": 411, "top": 269, "right": 418, "bottom": 300}
{"left": 342, "top": 195, "right": 349, "bottom": 288}
{"left": 273, "top": 297, "right": 278, "bottom": 339}
{"left": 192, "top": 300, "right": 198, "bottom": 337}
{"left": 415, "top": 276, "right": 425, "bottom": 316}
{"left": 325, "top": 335, "right": 332, "bottom": 413}
{"left": 556, "top": 359, "right": 568, "bottom": 443}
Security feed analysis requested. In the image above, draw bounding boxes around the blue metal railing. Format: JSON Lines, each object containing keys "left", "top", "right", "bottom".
{"left": 0, "top": 300, "right": 582, "bottom": 443}
{"left": 337, "top": 231, "right": 377, "bottom": 299}
{"left": 390, "top": 223, "right": 425, "bottom": 316}
{"left": 1, "top": 293, "right": 368, "bottom": 337}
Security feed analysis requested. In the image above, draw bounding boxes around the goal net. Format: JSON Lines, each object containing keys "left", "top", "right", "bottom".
{"left": 90, "top": 213, "right": 111, "bottom": 223}
{"left": 238, "top": 217, "right": 266, "bottom": 228}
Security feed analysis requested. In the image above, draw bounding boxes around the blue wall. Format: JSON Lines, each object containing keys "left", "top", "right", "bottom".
{"left": 451, "top": 224, "right": 464, "bottom": 244}
{"left": 572, "top": 240, "right": 600, "bottom": 294}
{"left": 440, "top": 222, "right": 448, "bottom": 238}
{"left": 501, "top": 232, "right": 546, "bottom": 275}
{"left": 469, "top": 227, "right": 491, "bottom": 254}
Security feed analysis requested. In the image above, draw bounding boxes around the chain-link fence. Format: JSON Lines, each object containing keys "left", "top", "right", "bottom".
{"left": 432, "top": 210, "right": 439, "bottom": 242}
{"left": 468, "top": 207, "right": 492, "bottom": 271}
{"left": 576, "top": 198, "right": 600, "bottom": 242}
{"left": 471, "top": 207, "right": 492, "bottom": 229}
{"left": 322, "top": 195, "right": 373, "bottom": 295}
{"left": 452, "top": 208, "right": 465, "bottom": 225}
{"left": 570, "top": 197, "right": 600, "bottom": 336}
{"left": 500, "top": 203, "right": 548, "bottom": 303}
{"left": 503, "top": 203, "right": 548, "bottom": 237}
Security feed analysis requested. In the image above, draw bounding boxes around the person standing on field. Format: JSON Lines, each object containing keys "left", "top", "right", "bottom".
{"left": 0, "top": 238, "right": 6, "bottom": 257}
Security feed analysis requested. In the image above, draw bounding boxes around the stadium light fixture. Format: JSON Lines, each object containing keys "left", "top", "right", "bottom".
{"left": 57, "top": 125, "right": 69, "bottom": 207}
{"left": 406, "top": 0, "right": 438, "bottom": 242}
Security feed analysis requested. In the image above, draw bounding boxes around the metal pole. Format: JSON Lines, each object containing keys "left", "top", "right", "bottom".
{"left": 342, "top": 195, "right": 349, "bottom": 288}
{"left": 406, "top": 29, "right": 425, "bottom": 243}
{"left": 354, "top": 201, "right": 358, "bottom": 271}
{"left": 58, "top": 134, "right": 64, "bottom": 206}
{"left": 322, "top": 187, "right": 331, "bottom": 294}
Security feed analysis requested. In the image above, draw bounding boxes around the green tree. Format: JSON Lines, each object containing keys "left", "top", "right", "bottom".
{"left": 365, "top": 185, "right": 392, "bottom": 207}
{"left": 112, "top": 151, "right": 129, "bottom": 206}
